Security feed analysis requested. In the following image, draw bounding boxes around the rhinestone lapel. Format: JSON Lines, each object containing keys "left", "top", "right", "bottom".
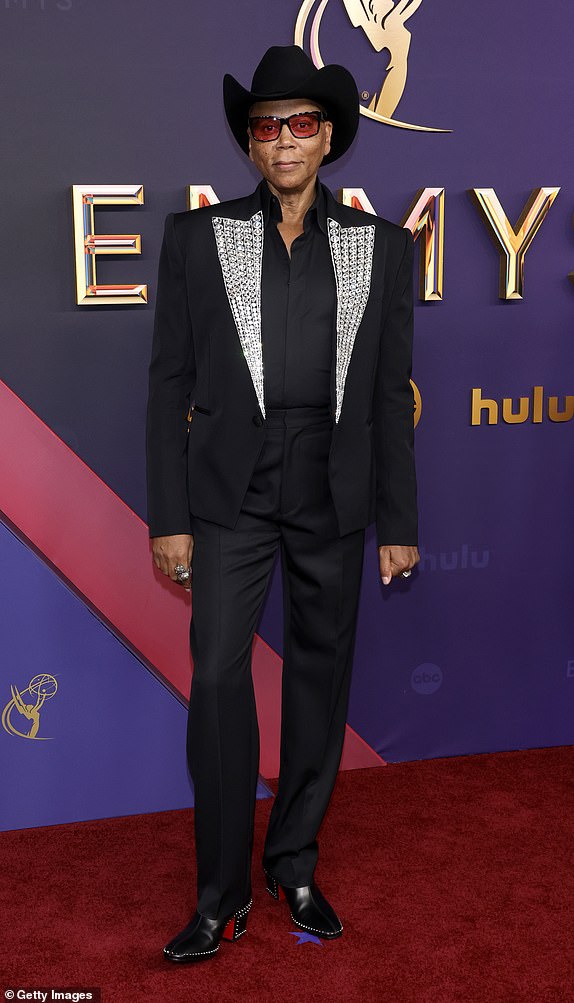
{"left": 327, "top": 218, "right": 376, "bottom": 422}
{"left": 212, "top": 211, "right": 266, "bottom": 417}
{"left": 212, "top": 209, "right": 376, "bottom": 425}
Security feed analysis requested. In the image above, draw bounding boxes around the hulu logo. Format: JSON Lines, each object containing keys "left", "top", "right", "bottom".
{"left": 471, "top": 387, "right": 574, "bottom": 426}
{"left": 418, "top": 545, "right": 489, "bottom": 573}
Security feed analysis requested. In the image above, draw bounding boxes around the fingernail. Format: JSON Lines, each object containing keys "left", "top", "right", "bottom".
{"left": 382, "top": 575, "right": 391, "bottom": 585}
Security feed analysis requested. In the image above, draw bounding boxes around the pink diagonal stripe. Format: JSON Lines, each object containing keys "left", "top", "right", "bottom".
{"left": 0, "top": 380, "right": 385, "bottom": 777}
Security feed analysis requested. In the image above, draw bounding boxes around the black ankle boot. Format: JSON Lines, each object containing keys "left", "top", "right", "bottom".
{"left": 264, "top": 869, "right": 343, "bottom": 939}
{"left": 163, "top": 898, "right": 252, "bottom": 962}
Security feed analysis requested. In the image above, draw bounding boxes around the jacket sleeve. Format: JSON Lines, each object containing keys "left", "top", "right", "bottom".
{"left": 372, "top": 226, "right": 418, "bottom": 547}
{"left": 146, "top": 212, "right": 196, "bottom": 538}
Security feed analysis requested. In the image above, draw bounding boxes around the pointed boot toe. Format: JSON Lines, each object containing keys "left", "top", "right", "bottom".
{"left": 264, "top": 869, "right": 343, "bottom": 939}
{"left": 163, "top": 899, "right": 252, "bottom": 963}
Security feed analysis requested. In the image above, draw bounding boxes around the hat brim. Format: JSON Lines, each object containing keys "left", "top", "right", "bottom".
{"left": 223, "top": 64, "right": 359, "bottom": 166}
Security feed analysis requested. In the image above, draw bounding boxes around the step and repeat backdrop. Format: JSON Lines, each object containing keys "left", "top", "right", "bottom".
{"left": 1, "top": 0, "right": 573, "bottom": 830}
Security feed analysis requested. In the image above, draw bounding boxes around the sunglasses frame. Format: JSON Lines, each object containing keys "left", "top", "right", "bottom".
{"left": 248, "top": 110, "right": 328, "bottom": 142}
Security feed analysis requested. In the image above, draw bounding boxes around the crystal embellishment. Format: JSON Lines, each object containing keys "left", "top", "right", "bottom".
{"left": 212, "top": 211, "right": 266, "bottom": 417}
{"left": 327, "top": 218, "right": 376, "bottom": 422}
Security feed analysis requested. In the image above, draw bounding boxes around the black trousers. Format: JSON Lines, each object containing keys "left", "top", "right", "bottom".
{"left": 186, "top": 404, "right": 365, "bottom": 920}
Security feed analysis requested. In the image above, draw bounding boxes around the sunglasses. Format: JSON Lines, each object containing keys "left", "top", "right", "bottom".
{"left": 248, "top": 110, "right": 327, "bottom": 142}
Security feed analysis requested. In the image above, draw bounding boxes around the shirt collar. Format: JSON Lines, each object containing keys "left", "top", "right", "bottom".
{"left": 258, "top": 178, "right": 328, "bottom": 235}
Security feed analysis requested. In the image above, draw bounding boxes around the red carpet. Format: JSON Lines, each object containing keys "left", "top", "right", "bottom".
{"left": 2, "top": 747, "right": 573, "bottom": 1003}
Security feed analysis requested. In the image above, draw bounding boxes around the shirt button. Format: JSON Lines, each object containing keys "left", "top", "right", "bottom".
{"left": 252, "top": 414, "right": 263, "bottom": 426}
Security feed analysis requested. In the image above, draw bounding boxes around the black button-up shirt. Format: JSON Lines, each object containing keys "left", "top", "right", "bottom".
{"left": 259, "top": 179, "right": 336, "bottom": 409}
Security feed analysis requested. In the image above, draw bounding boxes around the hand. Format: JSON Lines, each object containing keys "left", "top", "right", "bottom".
{"left": 152, "top": 534, "right": 194, "bottom": 591}
{"left": 378, "top": 544, "right": 419, "bottom": 585}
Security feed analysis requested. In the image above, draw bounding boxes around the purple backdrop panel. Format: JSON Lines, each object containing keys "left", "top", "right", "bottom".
{"left": 0, "top": 0, "right": 573, "bottom": 799}
{"left": 0, "top": 522, "right": 270, "bottom": 832}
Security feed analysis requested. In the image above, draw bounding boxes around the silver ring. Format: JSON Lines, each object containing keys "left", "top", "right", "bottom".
{"left": 401, "top": 569, "right": 412, "bottom": 578}
{"left": 174, "top": 564, "right": 191, "bottom": 582}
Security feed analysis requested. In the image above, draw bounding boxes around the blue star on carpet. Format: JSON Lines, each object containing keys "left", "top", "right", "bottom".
{"left": 289, "top": 930, "right": 324, "bottom": 946}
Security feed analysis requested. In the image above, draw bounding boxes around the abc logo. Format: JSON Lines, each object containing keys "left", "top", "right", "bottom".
{"left": 411, "top": 663, "right": 443, "bottom": 695}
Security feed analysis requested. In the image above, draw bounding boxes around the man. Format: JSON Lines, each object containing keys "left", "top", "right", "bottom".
{"left": 146, "top": 44, "right": 419, "bottom": 963}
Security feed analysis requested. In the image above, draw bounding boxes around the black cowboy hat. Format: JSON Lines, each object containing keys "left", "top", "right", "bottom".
{"left": 223, "top": 45, "right": 359, "bottom": 165}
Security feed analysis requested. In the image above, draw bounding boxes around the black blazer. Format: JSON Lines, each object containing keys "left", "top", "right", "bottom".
{"left": 146, "top": 181, "right": 418, "bottom": 546}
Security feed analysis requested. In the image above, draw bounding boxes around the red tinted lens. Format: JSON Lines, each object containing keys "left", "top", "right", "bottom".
{"left": 250, "top": 117, "right": 281, "bottom": 141}
{"left": 289, "top": 113, "right": 320, "bottom": 136}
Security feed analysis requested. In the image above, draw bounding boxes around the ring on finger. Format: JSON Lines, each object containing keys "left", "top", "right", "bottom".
{"left": 174, "top": 563, "right": 191, "bottom": 583}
